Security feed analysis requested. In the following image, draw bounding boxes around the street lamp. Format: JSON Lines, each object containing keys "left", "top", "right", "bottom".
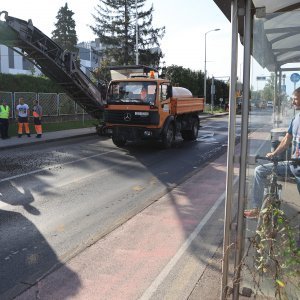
{"left": 204, "top": 28, "right": 220, "bottom": 108}
{"left": 135, "top": 0, "right": 139, "bottom": 65}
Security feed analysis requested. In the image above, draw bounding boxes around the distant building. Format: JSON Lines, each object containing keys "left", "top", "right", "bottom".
{"left": 0, "top": 44, "right": 41, "bottom": 75}
{"left": 0, "top": 39, "right": 103, "bottom": 77}
{"left": 77, "top": 38, "right": 104, "bottom": 76}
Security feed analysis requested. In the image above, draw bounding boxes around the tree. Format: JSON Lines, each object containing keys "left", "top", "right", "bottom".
{"left": 52, "top": 3, "right": 78, "bottom": 52}
{"left": 90, "top": 0, "right": 165, "bottom": 67}
{"left": 262, "top": 73, "right": 275, "bottom": 101}
{"left": 164, "top": 65, "right": 229, "bottom": 102}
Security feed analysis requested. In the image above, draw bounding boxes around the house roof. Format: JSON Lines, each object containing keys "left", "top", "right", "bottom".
{"left": 213, "top": 0, "right": 300, "bottom": 71}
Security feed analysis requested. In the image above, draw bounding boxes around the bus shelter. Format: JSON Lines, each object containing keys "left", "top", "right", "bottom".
{"left": 213, "top": 1, "right": 300, "bottom": 299}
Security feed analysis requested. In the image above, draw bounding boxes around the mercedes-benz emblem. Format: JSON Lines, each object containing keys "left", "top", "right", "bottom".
{"left": 124, "top": 112, "right": 131, "bottom": 121}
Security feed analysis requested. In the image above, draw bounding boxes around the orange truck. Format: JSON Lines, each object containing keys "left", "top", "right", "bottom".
{"left": 103, "top": 66, "right": 204, "bottom": 148}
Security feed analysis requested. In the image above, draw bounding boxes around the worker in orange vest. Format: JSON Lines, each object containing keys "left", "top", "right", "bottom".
{"left": 32, "top": 100, "right": 43, "bottom": 138}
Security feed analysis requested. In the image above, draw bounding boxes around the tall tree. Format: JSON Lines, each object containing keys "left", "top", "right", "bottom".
{"left": 262, "top": 73, "right": 275, "bottom": 101}
{"left": 52, "top": 3, "right": 78, "bottom": 52}
{"left": 90, "top": 0, "right": 165, "bottom": 67}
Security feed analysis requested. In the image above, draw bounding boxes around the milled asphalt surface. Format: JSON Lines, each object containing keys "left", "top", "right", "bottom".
{"left": 1, "top": 113, "right": 269, "bottom": 299}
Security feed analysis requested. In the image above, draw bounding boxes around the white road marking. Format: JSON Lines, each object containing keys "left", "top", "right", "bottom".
{"left": 0, "top": 149, "right": 119, "bottom": 184}
{"left": 140, "top": 184, "right": 233, "bottom": 300}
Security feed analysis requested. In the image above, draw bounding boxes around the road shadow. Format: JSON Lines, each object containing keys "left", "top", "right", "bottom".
{"left": 0, "top": 209, "right": 81, "bottom": 300}
{"left": 0, "top": 181, "right": 40, "bottom": 215}
{"left": 0, "top": 180, "right": 81, "bottom": 299}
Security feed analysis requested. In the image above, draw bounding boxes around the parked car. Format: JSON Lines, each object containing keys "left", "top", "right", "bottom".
{"left": 267, "top": 101, "right": 273, "bottom": 108}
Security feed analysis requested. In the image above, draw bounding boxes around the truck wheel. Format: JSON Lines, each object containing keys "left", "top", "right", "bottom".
{"left": 112, "top": 135, "right": 127, "bottom": 147}
{"left": 190, "top": 118, "right": 199, "bottom": 140}
{"left": 162, "top": 123, "right": 174, "bottom": 148}
{"left": 96, "top": 124, "right": 108, "bottom": 136}
{"left": 182, "top": 118, "right": 199, "bottom": 141}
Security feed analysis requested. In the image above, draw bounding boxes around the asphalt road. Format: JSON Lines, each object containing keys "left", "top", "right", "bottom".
{"left": 0, "top": 112, "right": 272, "bottom": 299}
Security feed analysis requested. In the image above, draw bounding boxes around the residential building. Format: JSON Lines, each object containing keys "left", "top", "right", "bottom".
{"left": 0, "top": 39, "right": 103, "bottom": 77}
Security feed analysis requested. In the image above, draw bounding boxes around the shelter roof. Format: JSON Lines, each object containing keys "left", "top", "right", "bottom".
{"left": 213, "top": 0, "right": 300, "bottom": 71}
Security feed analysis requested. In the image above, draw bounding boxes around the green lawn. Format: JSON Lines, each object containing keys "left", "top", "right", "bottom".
{"left": 8, "top": 119, "right": 97, "bottom": 137}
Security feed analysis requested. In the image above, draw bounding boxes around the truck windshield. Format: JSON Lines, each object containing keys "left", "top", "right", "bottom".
{"left": 107, "top": 81, "right": 157, "bottom": 105}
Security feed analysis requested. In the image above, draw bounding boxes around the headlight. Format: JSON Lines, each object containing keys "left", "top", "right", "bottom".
{"left": 144, "top": 130, "right": 152, "bottom": 136}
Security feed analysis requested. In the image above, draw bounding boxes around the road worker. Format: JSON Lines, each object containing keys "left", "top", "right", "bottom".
{"left": 140, "top": 86, "right": 148, "bottom": 101}
{"left": 32, "top": 100, "right": 43, "bottom": 138}
{"left": 0, "top": 99, "right": 10, "bottom": 139}
{"left": 16, "top": 97, "right": 30, "bottom": 137}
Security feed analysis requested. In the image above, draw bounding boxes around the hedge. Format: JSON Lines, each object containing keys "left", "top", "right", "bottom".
{"left": 0, "top": 73, "right": 64, "bottom": 93}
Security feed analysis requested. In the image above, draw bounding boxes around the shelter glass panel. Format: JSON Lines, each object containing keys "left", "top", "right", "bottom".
{"left": 243, "top": 10, "right": 300, "bottom": 298}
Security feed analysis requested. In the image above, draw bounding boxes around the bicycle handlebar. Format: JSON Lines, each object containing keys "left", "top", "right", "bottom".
{"left": 255, "top": 155, "right": 300, "bottom": 165}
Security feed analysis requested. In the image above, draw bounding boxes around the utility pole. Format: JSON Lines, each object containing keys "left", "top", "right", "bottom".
{"left": 204, "top": 29, "right": 220, "bottom": 108}
{"left": 135, "top": 0, "right": 139, "bottom": 65}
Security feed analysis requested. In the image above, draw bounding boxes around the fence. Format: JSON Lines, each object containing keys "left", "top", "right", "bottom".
{"left": 0, "top": 91, "right": 88, "bottom": 119}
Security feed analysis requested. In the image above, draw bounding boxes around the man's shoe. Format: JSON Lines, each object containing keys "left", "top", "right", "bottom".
{"left": 27, "top": 134, "right": 31, "bottom": 137}
{"left": 18, "top": 134, "right": 22, "bottom": 138}
{"left": 244, "top": 208, "right": 259, "bottom": 219}
{"left": 36, "top": 134, "right": 41, "bottom": 138}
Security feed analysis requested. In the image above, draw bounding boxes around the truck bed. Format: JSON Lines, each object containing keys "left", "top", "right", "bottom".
{"left": 170, "top": 97, "right": 204, "bottom": 115}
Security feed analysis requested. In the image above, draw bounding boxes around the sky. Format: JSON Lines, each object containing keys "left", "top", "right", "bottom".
{"left": 1, "top": 0, "right": 235, "bottom": 77}
{"left": 1, "top": 0, "right": 296, "bottom": 95}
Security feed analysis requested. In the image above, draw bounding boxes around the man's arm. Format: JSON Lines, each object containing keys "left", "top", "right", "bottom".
{"left": 39, "top": 105, "right": 43, "bottom": 119}
{"left": 26, "top": 105, "right": 30, "bottom": 117}
{"left": 266, "top": 133, "right": 292, "bottom": 158}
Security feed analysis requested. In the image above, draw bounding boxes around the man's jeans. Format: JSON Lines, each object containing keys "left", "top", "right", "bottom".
{"left": 252, "top": 162, "right": 300, "bottom": 208}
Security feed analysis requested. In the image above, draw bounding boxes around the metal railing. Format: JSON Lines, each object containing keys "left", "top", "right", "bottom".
{"left": 0, "top": 91, "right": 88, "bottom": 118}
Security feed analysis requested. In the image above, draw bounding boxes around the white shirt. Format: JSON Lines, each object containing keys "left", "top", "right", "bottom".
{"left": 16, "top": 104, "right": 29, "bottom": 117}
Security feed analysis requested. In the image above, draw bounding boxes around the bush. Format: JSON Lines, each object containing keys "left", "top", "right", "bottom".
{"left": 0, "top": 74, "right": 64, "bottom": 93}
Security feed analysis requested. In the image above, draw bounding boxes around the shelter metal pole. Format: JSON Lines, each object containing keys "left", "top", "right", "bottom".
{"left": 135, "top": 0, "right": 139, "bottom": 65}
{"left": 279, "top": 70, "right": 282, "bottom": 117}
{"left": 221, "top": 0, "right": 238, "bottom": 299}
{"left": 274, "top": 69, "right": 278, "bottom": 126}
{"left": 211, "top": 76, "right": 215, "bottom": 112}
{"left": 233, "top": 0, "right": 251, "bottom": 298}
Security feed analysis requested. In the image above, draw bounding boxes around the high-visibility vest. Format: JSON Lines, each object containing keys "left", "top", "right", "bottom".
{"left": 0, "top": 105, "right": 10, "bottom": 119}
{"left": 33, "top": 105, "right": 42, "bottom": 117}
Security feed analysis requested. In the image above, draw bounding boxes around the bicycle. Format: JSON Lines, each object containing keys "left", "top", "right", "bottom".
{"left": 254, "top": 155, "right": 299, "bottom": 234}
{"left": 250, "top": 156, "right": 300, "bottom": 295}
{"left": 255, "top": 156, "right": 283, "bottom": 233}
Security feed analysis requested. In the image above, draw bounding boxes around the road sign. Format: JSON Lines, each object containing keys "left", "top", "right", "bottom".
{"left": 290, "top": 73, "right": 300, "bottom": 83}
